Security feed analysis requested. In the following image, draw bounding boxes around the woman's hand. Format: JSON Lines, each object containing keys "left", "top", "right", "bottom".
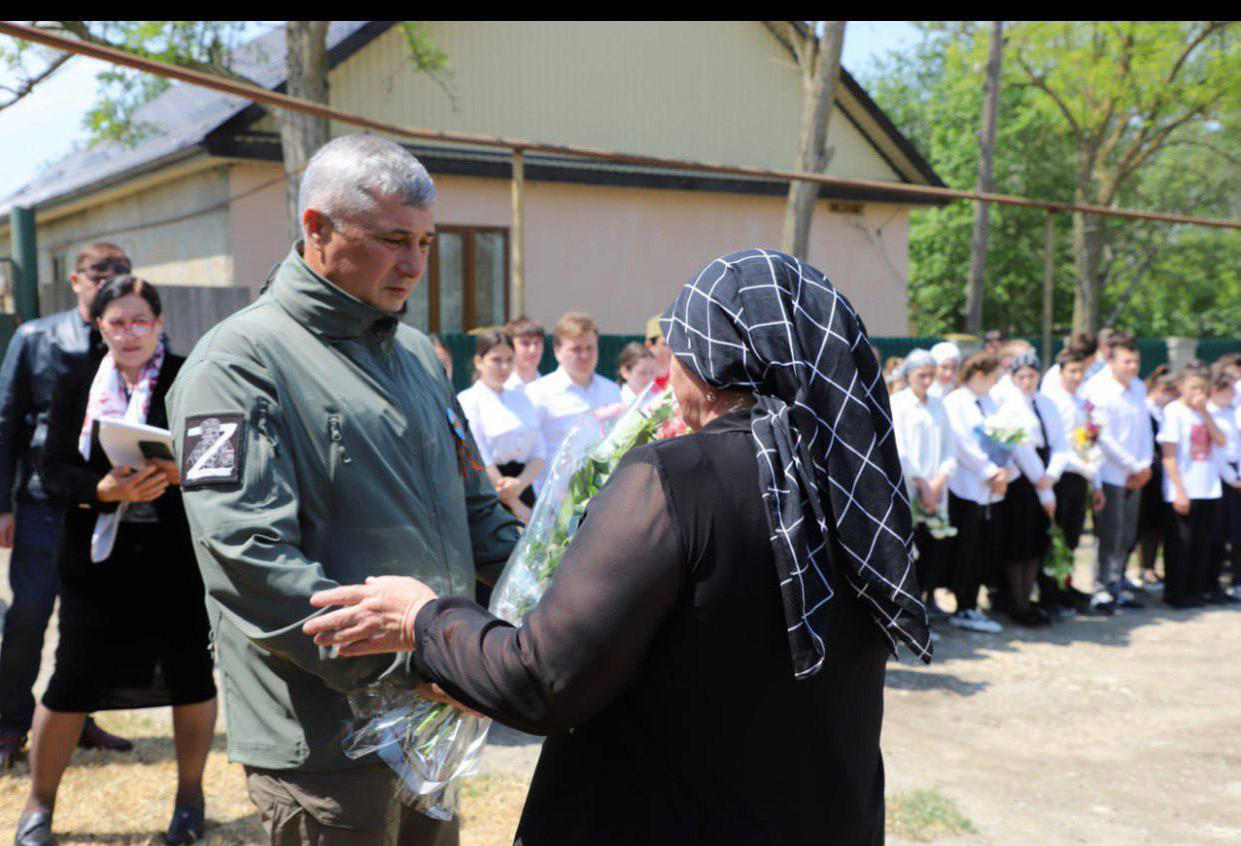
{"left": 96, "top": 465, "right": 169, "bottom": 503}
{"left": 1172, "top": 493, "right": 1191, "bottom": 516}
{"left": 1035, "top": 474, "right": 1054, "bottom": 493}
{"left": 148, "top": 457, "right": 181, "bottom": 486}
{"left": 305, "top": 575, "right": 439, "bottom": 655}
{"left": 1093, "top": 488, "right": 1106, "bottom": 511}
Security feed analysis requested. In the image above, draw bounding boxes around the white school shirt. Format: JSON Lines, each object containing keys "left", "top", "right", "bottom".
{"left": 998, "top": 389, "right": 1071, "bottom": 487}
{"left": 504, "top": 369, "right": 540, "bottom": 392}
{"left": 891, "top": 388, "right": 956, "bottom": 515}
{"left": 927, "top": 380, "right": 952, "bottom": 400}
{"left": 1041, "top": 363, "right": 1063, "bottom": 396}
{"left": 1084, "top": 364, "right": 1147, "bottom": 404}
{"left": 1157, "top": 400, "right": 1221, "bottom": 501}
{"left": 457, "top": 381, "right": 546, "bottom": 468}
{"left": 525, "top": 367, "right": 623, "bottom": 469}
{"left": 1210, "top": 402, "right": 1240, "bottom": 487}
{"left": 1088, "top": 375, "right": 1154, "bottom": 488}
{"left": 943, "top": 387, "right": 1006, "bottom": 505}
{"left": 1041, "top": 382, "right": 1096, "bottom": 480}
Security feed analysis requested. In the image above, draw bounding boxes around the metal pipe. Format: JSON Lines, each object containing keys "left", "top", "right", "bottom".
{"left": 2, "top": 21, "right": 1237, "bottom": 231}
{"left": 1042, "top": 211, "right": 1055, "bottom": 365}
{"left": 9, "top": 206, "right": 39, "bottom": 321}
{"left": 511, "top": 149, "right": 525, "bottom": 317}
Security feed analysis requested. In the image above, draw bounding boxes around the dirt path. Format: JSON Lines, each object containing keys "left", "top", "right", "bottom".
{"left": 2, "top": 544, "right": 1238, "bottom": 844}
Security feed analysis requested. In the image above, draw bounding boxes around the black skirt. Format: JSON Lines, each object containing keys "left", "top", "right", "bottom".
{"left": 43, "top": 524, "right": 216, "bottom": 713}
{"left": 1000, "top": 474, "right": 1051, "bottom": 563}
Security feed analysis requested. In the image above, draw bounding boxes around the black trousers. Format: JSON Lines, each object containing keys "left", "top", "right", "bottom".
{"left": 948, "top": 493, "right": 998, "bottom": 613}
{"left": 1218, "top": 485, "right": 1241, "bottom": 584}
{"left": 1163, "top": 498, "right": 1221, "bottom": 604}
{"left": 913, "top": 524, "right": 947, "bottom": 593}
{"left": 1054, "top": 472, "right": 1089, "bottom": 550}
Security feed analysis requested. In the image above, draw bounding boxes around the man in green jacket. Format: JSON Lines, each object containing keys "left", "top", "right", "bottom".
{"left": 168, "top": 134, "right": 520, "bottom": 845}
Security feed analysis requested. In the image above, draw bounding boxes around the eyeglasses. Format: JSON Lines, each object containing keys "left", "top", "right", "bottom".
{"left": 100, "top": 319, "right": 156, "bottom": 339}
{"left": 82, "top": 259, "right": 132, "bottom": 277}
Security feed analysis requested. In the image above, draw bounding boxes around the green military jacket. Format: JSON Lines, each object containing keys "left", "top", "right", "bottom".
{"left": 167, "top": 246, "right": 520, "bottom": 771}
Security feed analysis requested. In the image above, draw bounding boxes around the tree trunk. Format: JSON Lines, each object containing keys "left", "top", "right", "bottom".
{"left": 278, "top": 21, "right": 331, "bottom": 242}
{"left": 781, "top": 22, "right": 846, "bottom": 260}
{"left": 1070, "top": 149, "right": 1105, "bottom": 333}
{"left": 964, "top": 21, "right": 1004, "bottom": 334}
{"left": 1071, "top": 208, "right": 1105, "bottom": 333}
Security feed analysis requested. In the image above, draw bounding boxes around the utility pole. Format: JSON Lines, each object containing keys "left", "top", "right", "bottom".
{"left": 965, "top": 21, "right": 1004, "bottom": 334}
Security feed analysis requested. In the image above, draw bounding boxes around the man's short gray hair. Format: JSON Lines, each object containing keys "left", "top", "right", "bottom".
{"left": 297, "top": 133, "right": 437, "bottom": 221}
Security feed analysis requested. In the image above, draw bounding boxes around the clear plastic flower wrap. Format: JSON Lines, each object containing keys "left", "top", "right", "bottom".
{"left": 342, "top": 388, "right": 678, "bottom": 820}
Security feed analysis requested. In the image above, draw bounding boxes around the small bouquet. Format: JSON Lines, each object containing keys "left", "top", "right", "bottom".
{"left": 343, "top": 389, "right": 679, "bottom": 820}
{"left": 1072, "top": 401, "right": 1103, "bottom": 479}
{"left": 911, "top": 497, "right": 957, "bottom": 539}
{"left": 974, "top": 405, "right": 1029, "bottom": 467}
{"left": 1044, "top": 521, "right": 1075, "bottom": 587}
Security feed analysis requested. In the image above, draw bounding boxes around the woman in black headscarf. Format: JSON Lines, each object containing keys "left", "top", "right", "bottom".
{"left": 306, "top": 249, "right": 931, "bottom": 845}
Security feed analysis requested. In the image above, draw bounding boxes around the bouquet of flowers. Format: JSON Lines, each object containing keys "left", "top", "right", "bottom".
{"left": 911, "top": 497, "right": 957, "bottom": 539}
{"left": 342, "top": 389, "right": 679, "bottom": 819}
{"left": 974, "top": 405, "right": 1030, "bottom": 467}
{"left": 1072, "top": 401, "right": 1103, "bottom": 479}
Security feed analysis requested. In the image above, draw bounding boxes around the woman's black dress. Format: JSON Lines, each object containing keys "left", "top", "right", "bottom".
{"left": 411, "top": 408, "right": 890, "bottom": 845}
{"left": 40, "top": 352, "right": 215, "bottom": 712}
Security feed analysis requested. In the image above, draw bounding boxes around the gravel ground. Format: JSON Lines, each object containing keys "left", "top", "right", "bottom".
{"left": 2, "top": 539, "right": 1239, "bottom": 844}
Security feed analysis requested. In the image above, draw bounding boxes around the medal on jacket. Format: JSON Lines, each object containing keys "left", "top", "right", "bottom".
{"left": 447, "top": 407, "right": 483, "bottom": 478}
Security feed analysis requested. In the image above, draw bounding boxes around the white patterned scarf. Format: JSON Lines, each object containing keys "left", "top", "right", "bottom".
{"left": 79, "top": 341, "right": 166, "bottom": 562}
{"left": 661, "top": 249, "right": 931, "bottom": 678}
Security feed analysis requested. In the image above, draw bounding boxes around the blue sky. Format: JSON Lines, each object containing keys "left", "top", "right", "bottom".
{"left": 0, "top": 21, "right": 920, "bottom": 200}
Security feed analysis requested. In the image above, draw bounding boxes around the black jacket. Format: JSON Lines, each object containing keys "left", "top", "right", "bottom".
{"left": 0, "top": 309, "right": 101, "bottom": 509}
{"left": 412, "top": 409, "right": 890, "bottom": 846}
{"left": 41, "top": 352, "right": 194, "bottom": 603}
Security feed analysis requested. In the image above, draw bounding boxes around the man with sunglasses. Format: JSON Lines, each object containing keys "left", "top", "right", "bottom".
{"left": 0, "top": 242, "right": 135, "bottom": 768}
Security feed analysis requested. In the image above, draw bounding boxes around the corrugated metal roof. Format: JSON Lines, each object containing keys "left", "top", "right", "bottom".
{"left": 0, "top": 21, "right": 376, "bottom": 215}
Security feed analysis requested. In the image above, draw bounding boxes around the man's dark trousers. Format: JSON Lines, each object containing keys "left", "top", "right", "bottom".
{"left": 0, "top": 499, "right": 60, "bottom": 734}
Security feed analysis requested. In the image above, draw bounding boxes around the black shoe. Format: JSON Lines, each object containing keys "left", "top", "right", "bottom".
{"left": 1010, "top": 607, "right": 1047, "bottom": 627}
{"left": 1164, "top": 596, "right": 1204, "bottom": 609}
{"left": 0, "top": 730, "right": 26, "bottom": 770}
{"left": 164, "top": 803, "right": 204, "bottom": 845}
{"left": 1204, "top": 589, "right": 1239, "bottom": 606}
{"left": 14, "top": 811, "right": 54, "bottom": 846}
{"left": 78, "top": 718, "right": 133, "bottom": 752}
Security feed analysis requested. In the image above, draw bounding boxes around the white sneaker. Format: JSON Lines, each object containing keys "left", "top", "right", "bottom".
{"left": 948, "top": 609, "right": 1003, "bottom": 634}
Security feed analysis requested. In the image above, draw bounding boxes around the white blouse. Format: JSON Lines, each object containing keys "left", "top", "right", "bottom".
{"left": 996, "top": 389, "right": 1071, "bottom": 488}
{"left": 891, "top": 388, "right": 956, "bottom": 514}
{"left": 943, "top": 387, "right": 1006, "bottom": 505}
{"left": 1041, "top": 383, "right": 1095, "bottom": 479}
{"left": 457, "top": 381, "right": 547, "bottom": 469}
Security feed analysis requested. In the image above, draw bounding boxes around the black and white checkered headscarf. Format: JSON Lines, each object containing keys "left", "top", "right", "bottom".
{"left": 662, "top": 249, "right": 931, "bottom": 677}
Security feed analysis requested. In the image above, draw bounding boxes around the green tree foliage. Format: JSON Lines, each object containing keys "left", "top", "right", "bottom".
{"left": 864, "top": 22, "right": 1239, "bottom": 338}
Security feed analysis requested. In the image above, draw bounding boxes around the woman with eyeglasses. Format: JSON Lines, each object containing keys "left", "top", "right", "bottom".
{"left": 14, "top": 276, "right": 217, "bottom": 846}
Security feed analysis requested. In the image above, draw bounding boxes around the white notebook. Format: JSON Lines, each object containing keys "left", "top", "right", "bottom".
{"left": 97, "top": 417, "right": 175, "bottom": 469}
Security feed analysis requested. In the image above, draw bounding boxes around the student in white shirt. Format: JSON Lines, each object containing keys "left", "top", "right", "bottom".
{"left": 1212, "top": 357, "right": 1241, "bottom": 596}
{"left": 617, "top": 342, "right": 659, "bottom": 409}
{"left": 928, "top": 342, "right": 960, "bottom": 399}
{"left": 1158, "top": 366, "right": 1228, "bottom": 607}
{"left": 525, "top": 312, "right": 622, "bottom": 484}
{"left": 503, "top": 315, "right": 546, "bottom": 391}
{"left": 1088, "top": 332, "right": 1154, "bottom": 613}
{"left": 1039, "top": 344, "right": 1106, "bottom": 612}
{"left": 891, "top": 349, "right": 955, "bottom": 611}
{"left": 942, "top": 352, "right": 1010, "bottom": 633}
{"left": 1136, "top": 367, "right": 1178, "bottom": 588}
{"left": 457, "top": 331, "right": 547, "bottom": 523}
{"left": 996, "top": 352, "right": 1067, "bottom": 626}
{"left": 1205, "top": 370, "right": 1241, "bottom": 603}
{"left": 1040, "top": 331, "right": 1098, "bottom": 397}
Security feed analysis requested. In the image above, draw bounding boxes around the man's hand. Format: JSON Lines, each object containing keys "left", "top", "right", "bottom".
{"left": 495, "top": 476, "right": 521, "bottom": 507}
{"left": 97, "top": 465, "right": 169, "bottom": 503}
{"left": 1126, "top": 467, "right": 1152, "bottom": 490}
{"left": 0, "top": 512, "right": 13, "bottom": 549}
{"left": 305, "top": 575, "right": 439, "bottom": 656}
{"left": 1093, "top": 488, "right": 1107, "bottom": 511}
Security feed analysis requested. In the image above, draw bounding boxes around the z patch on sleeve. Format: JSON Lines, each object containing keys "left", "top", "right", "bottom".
{"left": 182, "top": 413, "right": 245, "bottom": 489}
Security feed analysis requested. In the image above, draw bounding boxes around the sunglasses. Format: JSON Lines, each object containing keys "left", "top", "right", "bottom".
{"left": 82, "top": 259, "right": 132, "bottom": 276}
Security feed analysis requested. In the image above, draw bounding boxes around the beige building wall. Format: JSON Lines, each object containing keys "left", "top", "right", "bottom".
{"left": 227, "top": 161, "right": 291, "bottom": 293}
{"left": 33, "top": 166, "right": 234, "bottom": 289}
{"left": 260, "top": 21, "right": 907, "bottom": 184}
{"left": 432, "top": 174, "right": 911, "bottom": 335}
{"left": 209, "top": 169, "right": 911, "bottom": 335}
